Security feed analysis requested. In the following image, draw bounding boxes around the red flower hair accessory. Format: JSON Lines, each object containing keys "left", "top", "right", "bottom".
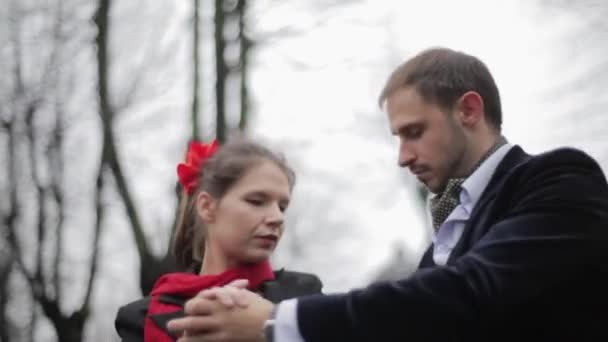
{"left": 177, "top": 139, "right": 219, "bottom": 195}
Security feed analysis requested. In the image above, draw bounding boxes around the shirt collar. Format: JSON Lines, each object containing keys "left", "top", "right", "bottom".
{"left": 459, "top": 143, "right": 514, "bottom": 214}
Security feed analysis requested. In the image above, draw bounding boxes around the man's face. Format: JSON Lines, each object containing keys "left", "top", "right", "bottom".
{"left": 386, "top": 86, "right": 467, "bottom": 193}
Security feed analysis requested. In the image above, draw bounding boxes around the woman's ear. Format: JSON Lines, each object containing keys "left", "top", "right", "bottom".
{"left": 196, "top": 191, "right": 217, "bottom": 223}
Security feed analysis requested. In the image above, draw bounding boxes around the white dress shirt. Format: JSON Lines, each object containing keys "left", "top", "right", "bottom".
{"left": 431, "top": 143, "right": 513, "bottom": 265}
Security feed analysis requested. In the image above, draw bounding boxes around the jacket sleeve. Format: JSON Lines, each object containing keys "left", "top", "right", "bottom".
{"left": 296, "top": 149, "right": 608, "bottom": 342}
{"left": 114, "top": 297, "right": 150, "bottom": 342}
{"left": 290, "top": 271, "right": 323, "bottom": 295}
{"left": 263, "top": 270, "right": 323, "bottom": 303}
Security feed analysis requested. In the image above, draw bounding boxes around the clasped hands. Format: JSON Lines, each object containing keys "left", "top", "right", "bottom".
{"left": 167, "top": 279, "right": 275, "bottom": 342}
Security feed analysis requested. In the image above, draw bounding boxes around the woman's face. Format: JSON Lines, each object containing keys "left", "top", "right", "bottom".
{"left": 199, "top": 160, "right": 291, "bottom": 267}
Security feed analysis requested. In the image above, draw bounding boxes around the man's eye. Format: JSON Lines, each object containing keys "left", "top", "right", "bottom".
{"left": 246, "top": 198, "right": 263, "bottom": 206}
{"left": 405, "top": 127, "right": 422, "bottom": 138}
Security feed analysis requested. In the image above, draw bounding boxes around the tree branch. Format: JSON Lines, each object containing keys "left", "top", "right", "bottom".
{"left": 191, "top": 0, "right": 201, "bottom": 141}
{"left": 0, "top": 253, "right": 13, "bottom": 342}
{"left": 9, "top": 0, "right": 24, "bottom": 98}
{"left": 49, "top": 92, "right": 65, "bottom": 304}
{"left": 24, "top": 101, "right": 48, "bottom": 295}
{"left": 4, "top": 116, "right": 41, "bottom": 304}
{"left": 237, "top": 0, "right": 249, "bottom": 131}
{"left": 80, "top": 157, "right": 105, "bottom": 315}
{"left": 5, "top": 1, "right": 36, "bottom": 296}
{"left": 94, "top": 0, "right": 152, "bottom": 262}
{"left": 215, "top": 0, "right": 227, "bottom": 142}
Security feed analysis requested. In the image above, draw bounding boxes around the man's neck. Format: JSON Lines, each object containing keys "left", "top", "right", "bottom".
{"left": 458, "top": 134, "right": 503, "bottom": 178}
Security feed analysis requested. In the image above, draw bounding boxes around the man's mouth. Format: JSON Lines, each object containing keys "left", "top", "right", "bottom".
{"left": 410, "top": 167, "right": 428, "bottom": 176}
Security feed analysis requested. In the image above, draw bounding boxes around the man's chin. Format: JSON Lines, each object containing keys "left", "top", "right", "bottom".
{"left": 422, "top": 179, "right": 445, "bottom": 194}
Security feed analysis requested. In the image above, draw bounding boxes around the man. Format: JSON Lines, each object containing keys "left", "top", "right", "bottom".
{"left": 167, "top": 47, "right": 608, "bottom": 341}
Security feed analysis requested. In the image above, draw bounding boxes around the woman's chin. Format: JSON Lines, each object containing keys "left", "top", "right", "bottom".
{"left": 242, "top": 248, "right": 273, "bottom": 263}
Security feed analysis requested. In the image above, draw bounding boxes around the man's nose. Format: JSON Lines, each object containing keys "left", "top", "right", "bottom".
{"left": 398, "top": 143, "right": 416, "bottom": 167}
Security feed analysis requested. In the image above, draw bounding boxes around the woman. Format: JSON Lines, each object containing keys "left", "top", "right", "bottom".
{"left": 115, "top": 138, "right": 322, "bottom": 342}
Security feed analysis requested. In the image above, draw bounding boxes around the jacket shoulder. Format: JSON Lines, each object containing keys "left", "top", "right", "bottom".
{"left": 260, "top": 269, "right": 323, "bottom": 303}
{"left": 275, "top": 269, "right": 323, "bottom": 292}
{"left": 501, "top": 146, "right": 605, "bottom": 188}
{"left": 529, "top": 147, "right": 601, "bottom": 170}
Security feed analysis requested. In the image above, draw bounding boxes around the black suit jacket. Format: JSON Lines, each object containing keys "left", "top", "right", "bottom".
{"left": 115, "top": 269, "right": 322, "bottom": 342}
{"left": 297, "top": 146, "right": 608, "bottom": 341}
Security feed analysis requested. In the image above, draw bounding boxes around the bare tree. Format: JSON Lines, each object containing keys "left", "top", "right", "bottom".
{"left": 112, "top": 0, "right": 256, "bottom": 295}
{"left": 2, "top": 1, "right": 260, "bottom": 340}
{"left": 0, "top": 0, "right": 110, "bottom": 340}
{"left": 93, "top": 0, "right": 177, "bottom": 297}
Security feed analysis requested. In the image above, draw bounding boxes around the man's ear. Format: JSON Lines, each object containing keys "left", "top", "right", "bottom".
{"left": 196, "top": 191, "right": 217, "bottom": 224}
{"left": 455, "top": 91, "right": 484, "bottom": 128}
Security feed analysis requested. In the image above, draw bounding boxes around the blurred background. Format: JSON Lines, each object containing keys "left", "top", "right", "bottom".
{"left": 1, "top": 0, "right": 607, "bottom": 340}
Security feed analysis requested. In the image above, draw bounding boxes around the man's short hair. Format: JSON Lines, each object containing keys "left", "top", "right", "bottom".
{"left": 378, "top": 47, "right": 502, "bottom": 130}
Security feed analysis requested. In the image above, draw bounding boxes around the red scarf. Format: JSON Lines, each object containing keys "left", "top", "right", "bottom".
{"left": 144, "top": 261, "right": 275, "bottom": 342}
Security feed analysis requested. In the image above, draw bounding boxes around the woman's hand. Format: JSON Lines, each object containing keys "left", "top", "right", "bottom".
{"left": 196, "top": 279, "right": 251, "bottom": 308}
{"left": 167, "top": 279, "right": 274, "bottom": 342}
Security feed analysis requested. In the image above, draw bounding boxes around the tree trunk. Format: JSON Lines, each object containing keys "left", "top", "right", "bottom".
{"left": 50, "top": 313, "right": 85, "bottom": 342}
{"left": 237, "top": 0, "right": 249, "bottom": 131}
{"left": 0, "top": 262, "right": 11, "bottom": 342}
{"left": 191, "top": 0, "right": 201, "bottom": 141}
{"left": 214, "top": 0, "right": 227, "bottom": 142}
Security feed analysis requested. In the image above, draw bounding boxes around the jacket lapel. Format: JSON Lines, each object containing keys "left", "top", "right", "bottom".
{"left": 148, "top": 295, "right": 187, "bottom": 339}
{"left": 446, "top": 145, "right": 531, "bottom": 262}
{"left": 259, "top": 269, "right": 323, "bottom": 303}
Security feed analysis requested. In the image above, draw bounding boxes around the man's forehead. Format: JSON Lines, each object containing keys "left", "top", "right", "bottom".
{"left": 388, "top": 111, "right": 425, "bottom": 133}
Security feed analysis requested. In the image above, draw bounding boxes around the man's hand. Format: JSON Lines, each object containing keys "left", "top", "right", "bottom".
{"left": 167, "top": 283, "right": 275, "bottom": 342}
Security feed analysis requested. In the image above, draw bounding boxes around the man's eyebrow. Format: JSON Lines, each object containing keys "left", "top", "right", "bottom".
{"left": 397, "top": 122, "right": 423, "bottom": 133}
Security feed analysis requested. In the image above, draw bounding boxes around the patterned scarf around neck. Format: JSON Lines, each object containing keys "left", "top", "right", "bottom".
{"left": 429, "top": 136, "right": 507, "bottom": 232}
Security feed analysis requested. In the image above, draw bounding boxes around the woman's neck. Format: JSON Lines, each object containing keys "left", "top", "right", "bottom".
{"left": 199, "top": 244, "right": 235, "bottom": 275}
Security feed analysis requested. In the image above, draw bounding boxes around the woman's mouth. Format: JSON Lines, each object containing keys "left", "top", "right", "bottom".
{"left": 255, "top": 235, "right": 278, "bottom": 246}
